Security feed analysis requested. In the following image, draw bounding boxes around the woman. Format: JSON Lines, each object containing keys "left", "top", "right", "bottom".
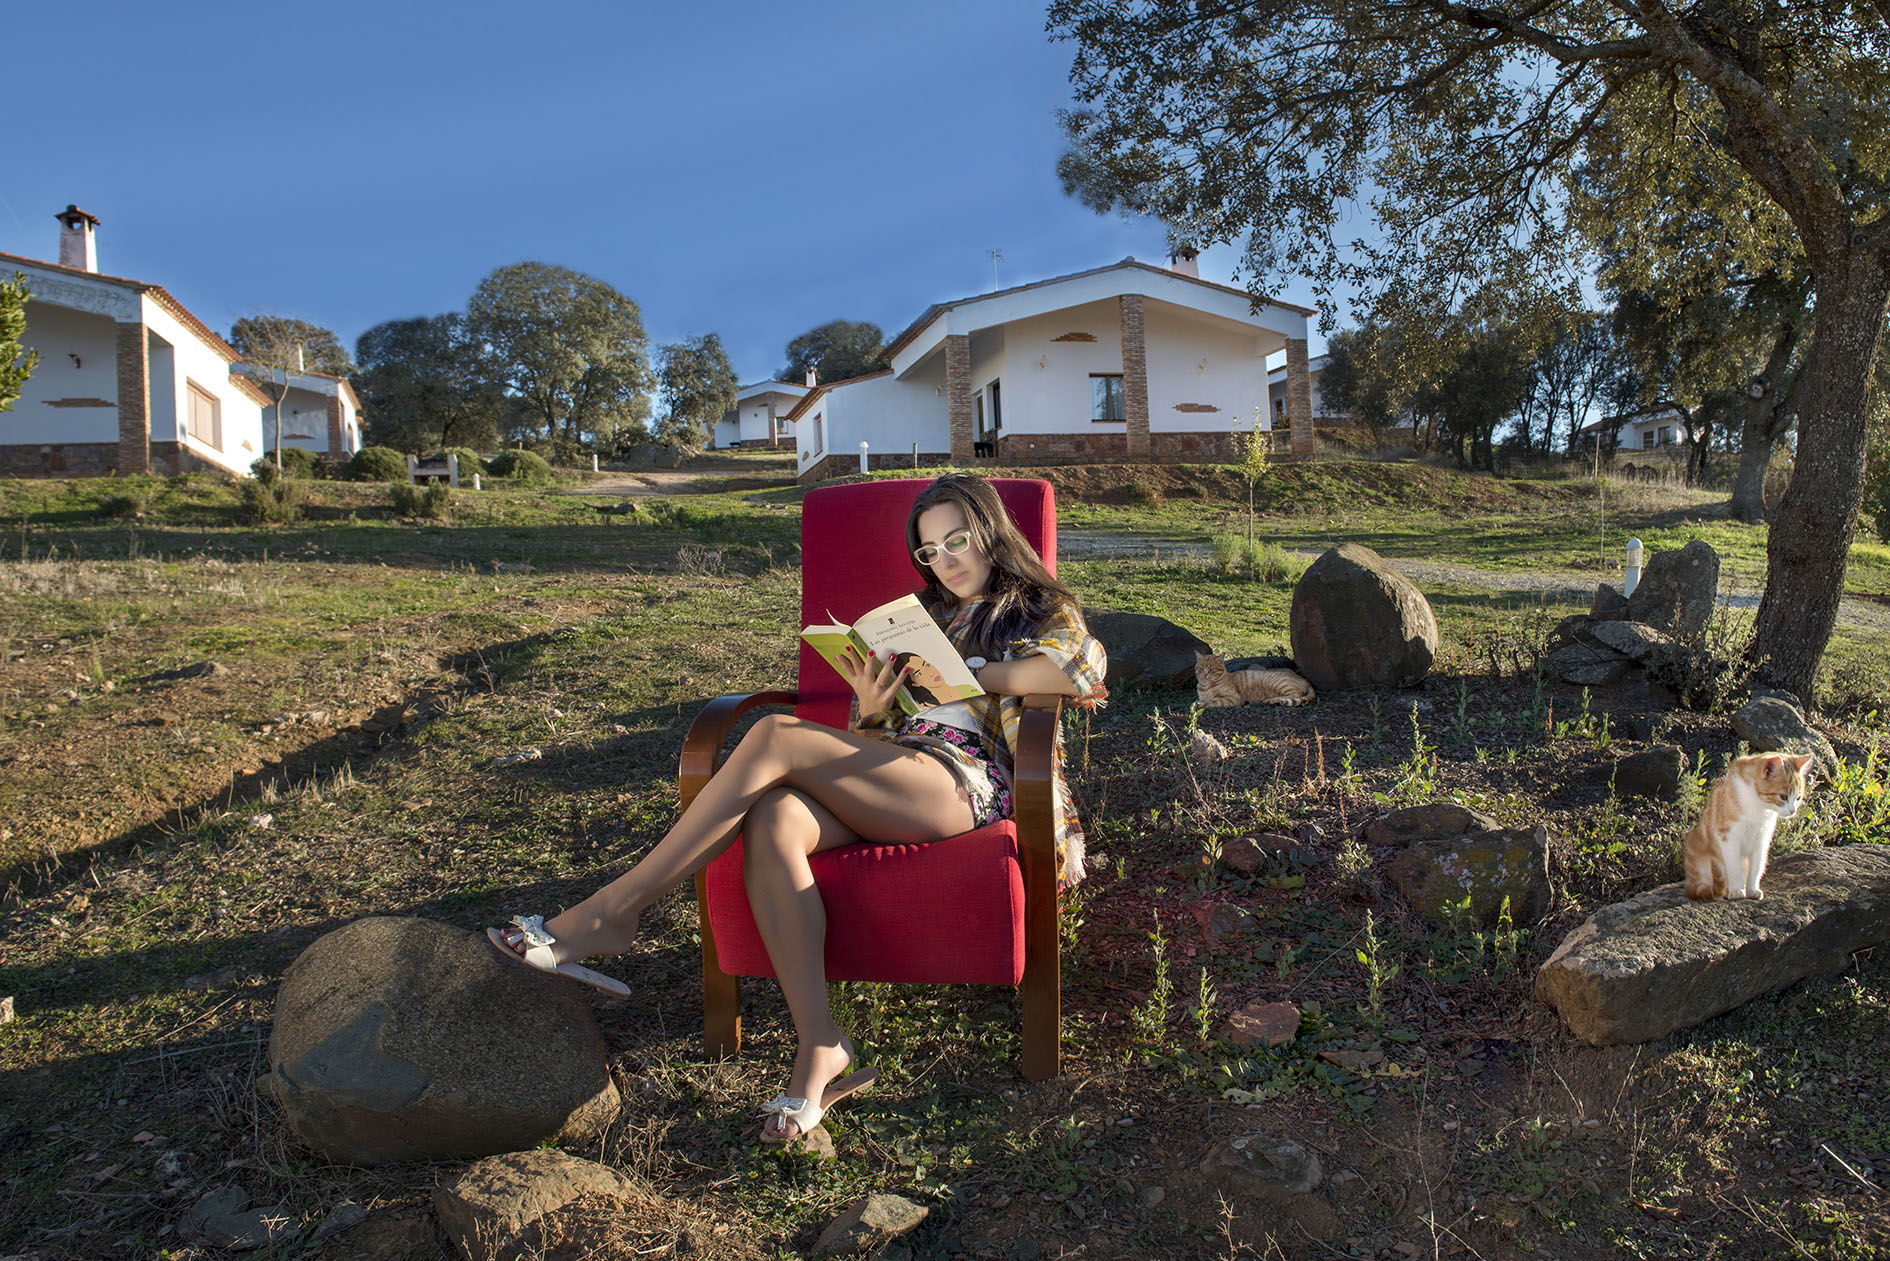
{"left": 490, "top": 473, "right": 1107, "bottom": 1143}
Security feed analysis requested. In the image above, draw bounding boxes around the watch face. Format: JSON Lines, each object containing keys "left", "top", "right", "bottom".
{"left": 966, "top": 656, "right": 987, "bottom": 670}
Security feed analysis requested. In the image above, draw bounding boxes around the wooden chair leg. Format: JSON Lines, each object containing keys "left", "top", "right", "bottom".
{"left": 1019, "top": 955, "right": 1060, "bottom": 1081}
{"left": 697, "top": 871, "right": 742, "bottom": 1058}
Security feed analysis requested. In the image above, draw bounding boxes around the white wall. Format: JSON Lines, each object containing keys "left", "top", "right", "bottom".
{"left": 143, "top": 297, "right": 262, "bottom": 474}
{"left": 797, "top": 373, "right": 944, "bottom": 468}
{"left": 11, "top": 301, "right": 120, "bottom": 444}
{"left": 1144, "top": 304, "right": 1273, "bottom": 432}
{"left": 271, "top": 382, "right": 331, "bottom": 452}
{"left": 996, "top": 301, "right": 1126, "bottom": 437}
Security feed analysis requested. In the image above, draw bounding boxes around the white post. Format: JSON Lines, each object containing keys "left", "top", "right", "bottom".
{"left": 1624, "top": 538, "right": 1644, "bottom": 597}
{"left": 472, "top": 472, "right": 482, "bottom": 491}
{"left": 859, "top": 441, "right": 869, "bottom": 474}
{"left": 446, "top": 452, "right": 460, "bottom": 488}
{"left": 592, "top": 453, "right": 599, "bottom": 473}
{"left": 912, "top": 442, "right": 918, "bottom": 470}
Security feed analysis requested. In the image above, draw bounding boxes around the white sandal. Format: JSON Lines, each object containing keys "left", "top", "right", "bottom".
{"left": 486, "top": 914, "right": 631, "bottom": 999}
{"left": 759, "top": 1041, "right": 877, "bottom": 1144}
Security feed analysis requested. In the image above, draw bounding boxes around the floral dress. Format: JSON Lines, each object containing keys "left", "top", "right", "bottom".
{"left": 852, "top": 597, "right": 1109, "bottom": 886}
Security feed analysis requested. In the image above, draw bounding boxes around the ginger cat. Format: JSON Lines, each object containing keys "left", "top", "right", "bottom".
{"left": 1194, "top": 652, "right": 1315, "bottom": 708}
{"left": 1682, "top": 753, "right": 1816, "bottom": 901}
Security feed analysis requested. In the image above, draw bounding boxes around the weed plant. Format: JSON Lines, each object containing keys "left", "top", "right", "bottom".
{"left": 391, "top": 483, "right": 453, "bottom": 519}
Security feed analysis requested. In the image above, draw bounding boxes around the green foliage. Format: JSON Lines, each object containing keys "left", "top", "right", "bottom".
{"left": 1129, "top": 912, "right": 1175, "bottom": 1052}
{"left": 1867, "top": 453, "right": 1890, "bottom": 545}
{"left": 0, "top": 272, "right": 38, "bottom": 414}
{"left": 465, "top": 261, "right": 652, "bottom": 452}
{"left": 488, "top": 449, "right": 554, "bottom": 483}
{"left": 355, "top": 314, "right": 508, "bottom": 454}
{"left": 254, "top": 446, "right": 320, "bottom": 479}
{"left": 779, "top": 318, "right": 886, "bottom": 385}
{"left": 391, "top": 483, "right": 452, "bottom": 519}
{"left": 656, "top": 332, "right": 738, "bottom": 450}
{"left": 1354, "top": 910, "right": 1398, "bottom": 1027}
{"left": 94, "top": 491, "right": 147, "bottom": 520}
{"left": 228, "top": 314, "right": 353, "bottom": 376}
{"left": 348, "top": 446, "right": 409, "bottom": 483}
{"left": 238, "top": 476, "right": 307, "bottom": 524}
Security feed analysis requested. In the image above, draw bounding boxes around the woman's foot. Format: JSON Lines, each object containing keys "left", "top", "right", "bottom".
{"left": 486, "top": 915, "right": 631, "bottom": 999}
{"left": 760, "top": 1038, "right": 876, "bottom": 1143}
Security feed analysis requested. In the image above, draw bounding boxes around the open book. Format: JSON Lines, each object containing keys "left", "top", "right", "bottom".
{"left": 801, "top": 593, "right": 985, "bottom": 717}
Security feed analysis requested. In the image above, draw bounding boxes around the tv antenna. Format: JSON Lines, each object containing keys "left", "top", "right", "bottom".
{"left": 989, "top": 248, "right": 1004, "bottom": 292}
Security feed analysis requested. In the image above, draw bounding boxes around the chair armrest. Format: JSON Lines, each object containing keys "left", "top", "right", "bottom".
{"left": 1013, "top": 692, "right": 1062, "bottom": 871}
{"left": 678, "top": 691, "right": 797, "bottom": 809}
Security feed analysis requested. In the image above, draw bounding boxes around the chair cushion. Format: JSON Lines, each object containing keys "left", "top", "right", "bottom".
{"left": 703, "top": 822, "right": 1028, "bottom": 985}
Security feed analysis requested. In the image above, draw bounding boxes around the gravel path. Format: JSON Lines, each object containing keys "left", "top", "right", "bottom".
{"left": 1059, "top": 529, "right": 1890, "bottom": 635}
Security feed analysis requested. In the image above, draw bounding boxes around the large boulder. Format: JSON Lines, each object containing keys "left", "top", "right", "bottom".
{"left": 1612, "top": 746, "right": 1688, "bottom": 800}
{"left": 433, "top": 1149, "right": 631, "bottom": 1261}
{"left": 269, "top": 916, "right": 621, "bottom": 1165}
{"left": 1288, "top": 544, "right": 1437, "bottom": 690}
{"left": 1082, "top": 608, "right": 1211, "bottom": 690}
{"left": 1535, "top": 846, "right": 1890, "bottom": 1045}
{"left": 1627, "top": 540, "right": 1720, "bottom": 640}
{"left": 1731, "top": 695, "right": 1840, "bottom": 780}
{"left": 1384, "top": 826, "right": 1552, "bottom": 926}
{"left": 1360, "top": 803, "right": 1500, "bottom": 847}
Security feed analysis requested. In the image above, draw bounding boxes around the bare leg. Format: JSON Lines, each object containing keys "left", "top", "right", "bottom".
{"left": 532, "top": 714, "right": 974, "bottom": 962}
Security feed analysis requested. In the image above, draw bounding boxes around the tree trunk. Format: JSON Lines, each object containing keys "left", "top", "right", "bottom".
{"left": 1745, "top": 257, "right": 1890, "bottom": 704}
{"left": 1728, "top": 326, "right": 1802, "bottom": 524}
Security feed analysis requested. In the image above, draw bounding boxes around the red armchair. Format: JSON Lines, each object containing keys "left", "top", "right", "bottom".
{"left": 678, "top": 477, "right": 1065, "bottom": 1080}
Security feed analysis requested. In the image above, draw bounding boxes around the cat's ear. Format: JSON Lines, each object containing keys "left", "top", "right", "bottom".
{"left": 1761, "top": 755, "right": 1786, "bottom": 778}
{"left": 1792, "top": 753, "right": 1817, "bottom": 776}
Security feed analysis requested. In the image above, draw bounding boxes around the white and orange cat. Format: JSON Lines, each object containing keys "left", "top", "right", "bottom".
{"left": 1194, "top": 652, "right": 1315, "bottom": 708}
{"left": 1682, "top": 753, "right": 1816, "bottom": 901}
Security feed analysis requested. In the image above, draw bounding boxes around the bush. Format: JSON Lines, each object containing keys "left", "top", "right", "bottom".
{"left": 391, "top": 483, "right": 452, "bottom": 519}
{"left": 1207, "top": 534, "right": 1300, "bottom": 583}
{"left": 435, "top": 446, "right": 486, "bottom": 478}
{"left": 254, "top": 447, "right": 320, "bottom": 479}
{"left": 250, "top": 458, "right": 281, "bottom": 486}
{"left": 488, "top": 449, "right": 555, "bottom": 483}
{"left": 239, "top": 477, "right": 307, "bottom": 524}
{"left": 95, "top": 490, "right": 148, "bottom": 519}
{"left": 349, "top": 446, "right": 409, "bottom": 483}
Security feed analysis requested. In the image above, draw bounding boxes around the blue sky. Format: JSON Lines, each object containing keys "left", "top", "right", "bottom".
{"left": 1, "top": 1, "right": 1330, "bottom": 383}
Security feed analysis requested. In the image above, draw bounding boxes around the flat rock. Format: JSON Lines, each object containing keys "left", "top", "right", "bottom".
{"left": 1731, "top": 696, "right": 1840, "bottom": 780}
{"left": 202, "top": 1204, "right": 295, "bottom": 1251}
{"left": 434, "top": 1149, "right": 630, "bottom": 1261}
{"left": 813, "top": 1194, "right": 929, "bottom": 1256}
{"left": 1288, "top": 544, "right": 1437, "bottom": 690}
{"left": 1612, "top": 746, "right": 1687, "bottom": 800}
{"left": 1628, "top": 540, "right": 1720, "bottom": 640}
{"left": 1535, "top": 846, "right": 1890, "bottom": 1045}
{"left": 1083, "top": 609, "right": 1211, "bottom": 690}
{"left": 181, "top": 1186, "right": 249, "bottom": 1240}
{"left": 1191, "top": 1134, "right": 1337, "bottom": 1242}
{"left": 1590, "top": 620, "right": 1674, "bottom": 662}
{"left": 1362, "top": 803, "right": 1500, "bottom": 847}
{"left": 269, "top": 916, "right": 621, "bottom": 1165}
{"left": 1541, "top": 641, "right": 1634, "bottom": 687}
{"left": 1222, "top": 1002, "right": 1300, "bottom": 1050}
{"left": 1385, "top": 826, "right": 1552, "bottom": 926}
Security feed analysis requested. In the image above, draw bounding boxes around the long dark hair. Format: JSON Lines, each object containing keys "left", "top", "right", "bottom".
{"left": 906, "top": 473, "right": 1078, "bottom": 660}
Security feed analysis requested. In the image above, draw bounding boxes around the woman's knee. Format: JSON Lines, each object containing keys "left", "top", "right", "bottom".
{"left": 732, "top": 712, "right": 802, "bottom": 771}
{"left": 742, "top": 788, "right": 814, "bottom": 872}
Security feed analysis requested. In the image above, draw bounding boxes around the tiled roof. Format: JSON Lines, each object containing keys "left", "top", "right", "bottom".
{"left": 0, "top": 250, "right": 242, "bottom": 363}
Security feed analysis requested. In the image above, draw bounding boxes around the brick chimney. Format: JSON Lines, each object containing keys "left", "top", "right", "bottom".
{"left": 57, "top": 205, "right": 100, "bottom": 272}
{"left": 1168, "top": 245, "right": 1200, "bottom": 278}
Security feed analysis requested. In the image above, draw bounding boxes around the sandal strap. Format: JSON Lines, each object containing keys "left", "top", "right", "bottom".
{"left": 508, "top": 914, "right": 554, "bottom": 947}
{"left": 759, "top": 1093, "right": 808, "bottom": 1117}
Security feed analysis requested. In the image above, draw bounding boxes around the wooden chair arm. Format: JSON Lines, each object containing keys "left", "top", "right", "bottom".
{"left": 678, "top": 691, "right": 797, "bottom": 809}
{"left": 1015, "top": 691, "right": 1064, "bottom": 1081}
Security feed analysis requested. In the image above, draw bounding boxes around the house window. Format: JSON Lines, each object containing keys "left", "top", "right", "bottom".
{"left": 1643, "top": 430, "right": 1656, "bottom": 449}
{"left": 186, "top": 381, "right": 221, "bottom": 449}
{"left": 988, "top": 380, "right": 1002, "bottom": 431}
{"left": 1657, "top": 426, "right": 1672, "bottom": 446}
{"left": 1091, "top": 374, "right": 1126, "bottom": 422}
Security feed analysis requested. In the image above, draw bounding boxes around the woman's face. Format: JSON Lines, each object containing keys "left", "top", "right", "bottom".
{"left": 907, "top": 657, "right": 949, "bottom": 692}
{"left": 916, "top": 501, "right": 993, "bottom": 605}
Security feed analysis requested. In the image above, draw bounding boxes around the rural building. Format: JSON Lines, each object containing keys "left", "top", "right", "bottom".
{"left": 787, "top": 254, "right": 1316, "bottom": 483}
{"left": 234, "top": 363, "right": 364, "bottom": 460}
{"left": 712, "top": 379, "right": 809, "bottom": 450}
{"left": 1, "top": 206, "right": 272, "bottom": 478}
{"left": 1267, "top": 353, "right": 1338, "bottom": 428}
{"left": 1577, "top": 405, "right": 1697, "bottom": 454}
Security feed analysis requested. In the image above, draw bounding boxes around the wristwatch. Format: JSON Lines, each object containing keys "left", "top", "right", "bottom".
{"left": 964, "top": 656, "right": 988, "bottom": 671}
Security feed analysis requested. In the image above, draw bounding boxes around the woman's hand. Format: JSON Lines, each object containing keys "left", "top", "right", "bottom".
{"left": 837, "top": 645, "right": 908, "bottom": 719}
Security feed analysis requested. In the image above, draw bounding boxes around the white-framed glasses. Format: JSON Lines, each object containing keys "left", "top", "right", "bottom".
{"left": 913, "top": 529, "right": 974, "bottom": 566}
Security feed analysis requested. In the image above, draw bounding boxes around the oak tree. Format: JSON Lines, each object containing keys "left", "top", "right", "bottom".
{"left": 1053, "top": 0, "right": 1890, "bottom": 701}
{"left": 354, "top": 314, "right": 507, "bottom": 454}
{"left": 779, "top": 319, "right": 886, "bottom": 385}
{"left": 229, "top": 315, "right": 353, "bottom": 376}
{"left": 656, "top": 333, "right": 738, "bottom": 451}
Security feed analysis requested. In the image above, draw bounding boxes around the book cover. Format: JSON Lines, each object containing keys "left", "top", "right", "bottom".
{"left": 801, "top": 593, "right": 984, "bottom": 717}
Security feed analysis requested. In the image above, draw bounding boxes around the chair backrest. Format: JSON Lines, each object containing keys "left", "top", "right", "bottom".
{"left": 797, "top": 477, "right": 1056, "bottom": 729}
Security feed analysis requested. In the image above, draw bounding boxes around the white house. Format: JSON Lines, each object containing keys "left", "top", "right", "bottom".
{"left": 712, "top": 379, "right": 809, "bottom": 450}
{"left": 1267, "top": 353, "right": 1338, "bottom": 428}
{"left": 235, "top": 363, "right": 364, "bottom": 459}
{"left": 1577, "top": 405, "right": 1696, "bottom": 454}
{"left": 1, "top": 206, "right": 270, "bottom": 478}
{"left": 786, "top": 254, "right": 1316, "bottom": 482}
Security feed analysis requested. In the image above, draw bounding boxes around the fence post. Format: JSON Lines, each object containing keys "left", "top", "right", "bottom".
{"left": 859, "top": 442, "right": 869, "bottom": 474}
